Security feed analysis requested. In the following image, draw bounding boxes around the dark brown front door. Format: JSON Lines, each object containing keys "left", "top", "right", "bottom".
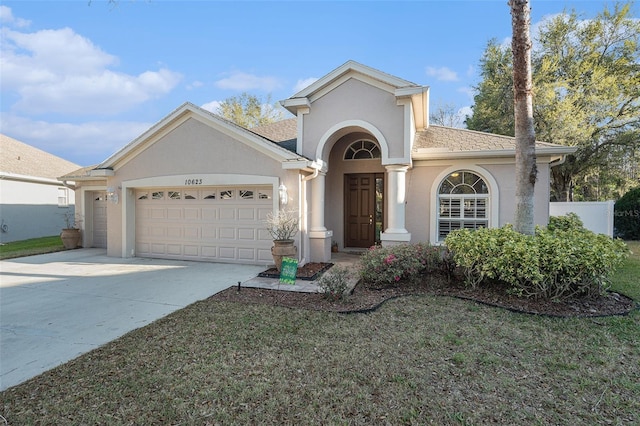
{"left": 345, "top": 173, "right": 383, "bottom": 248}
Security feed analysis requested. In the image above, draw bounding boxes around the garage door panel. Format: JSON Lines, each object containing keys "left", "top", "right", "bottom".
{"left": 167, "top": 244, "right": 182, "bottom": 255}
{"left": 184, "top": 245, "right": 199, "bottom": 256}
{"left": 136, "top": 185, "right": 274, "bottom": 264}
{"left": 185, "top": 208, "right": 199, "bottom": 220}
{"left": 202, "top": 227, "right": 217, "bottom": 239}
{"left": 202, "top": 208, "right": 217, "bottom": 221}
{"left": 167, "top": 208, "right": 182, "bottom": 220}
{"left": 238, "top": 208, "right": 255, "bottom": 220}
{"left": 238, "top": 248, "right": 256, "bottom": 261}
{"left": 220, "top": 208, "right": 235, "bottom": 220}
{"left": 167, "top": 227, "right": 182, "bottom": 238}
{"left": 150, "top": 208, "right": 166, "bottom": 219}
{"left": 258, "top": 249, "right": 272, "bottom": 262}
{"left": 151, "top": 243, "right": 167, "bottom": 255}
{"left": 219, "top": 228, "right": 236, "bottom": 239}
{"left": 219, "top": 247, "right": 236, "bottom": 259}
{"left": 238, "top": 228, "right": 255, "bottom": 240}
{"left": 184, "top": 227, "right": 199, "bottom": 239}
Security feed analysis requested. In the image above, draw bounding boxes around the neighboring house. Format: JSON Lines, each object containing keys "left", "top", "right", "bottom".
{"left": 0, "top": 134, "right": 80, "bottom": 243}
{"left": 62, "top": 61, "right": 576, "bottom": 265}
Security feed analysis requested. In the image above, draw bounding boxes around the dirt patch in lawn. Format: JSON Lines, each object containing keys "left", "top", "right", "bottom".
{"left": 216, "top": 272, "right": 637, "bottom": 318}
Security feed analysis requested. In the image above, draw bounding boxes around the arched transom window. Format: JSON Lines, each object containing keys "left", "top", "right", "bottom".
{"left": 344, "top": 140, "right": 381, "bottom": 160}
{"left": 437, "top": 170, "right": 489, "bottom": 240}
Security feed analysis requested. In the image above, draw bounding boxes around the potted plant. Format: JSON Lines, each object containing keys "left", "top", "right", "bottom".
{"left": 265, "top": 209, "right": 299, "bottom": 271}
{"left": 60, "top": 211, "right": 82, "bottom": 249}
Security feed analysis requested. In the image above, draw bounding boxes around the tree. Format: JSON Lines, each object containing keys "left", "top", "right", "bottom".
{"left": 468, "top": 3, "right": 640, "bottom": 201}
{"left": 430, "top": 100, "right": 463, "bottom": 127}
{"left": 510, "top": 0, "right": 537, "bottom": 235}
{"left": 217, "top": 92, "right": 283, "bottom": 128}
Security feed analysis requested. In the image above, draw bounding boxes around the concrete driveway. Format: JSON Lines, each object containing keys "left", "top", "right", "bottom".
{"left": 0, "top": 249, "right": 264, "bottom": 391}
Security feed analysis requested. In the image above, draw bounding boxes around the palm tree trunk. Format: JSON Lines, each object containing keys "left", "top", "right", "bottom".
{"left": 510, "top": 0, "right": 537, "bottom": 235}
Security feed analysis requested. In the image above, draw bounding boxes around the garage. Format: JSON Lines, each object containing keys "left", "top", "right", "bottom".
{"left": 135, "top": 185, "right": 274, "bottom": 264}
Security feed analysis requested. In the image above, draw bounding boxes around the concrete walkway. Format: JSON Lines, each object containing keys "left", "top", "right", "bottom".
{"left": 0, "top": 249, "right": 264, "bottom": 391}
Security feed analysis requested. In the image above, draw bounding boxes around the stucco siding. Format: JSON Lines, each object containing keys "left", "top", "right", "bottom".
{"left": 102, "top": 118, "right": 298, "bottom": 258}
{"left": 406, "top": 160, "right": 553, "bottom": 244}
{"left": 0, "top": 179, "right": 75, "bottom": 243}
{"left": 302, "top": 79, "right": 405, "bottom": 161}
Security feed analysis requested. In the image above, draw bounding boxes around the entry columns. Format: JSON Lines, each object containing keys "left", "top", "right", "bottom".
{"left": 308, "top": 171, "right": 332, "bottom": 262}
{"left": 381, "top": 164, "right": 411, "bottom": 245}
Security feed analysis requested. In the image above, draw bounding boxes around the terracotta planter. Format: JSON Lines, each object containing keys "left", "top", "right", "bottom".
{"left": 271, "top": 239, "right": 297, "bottom": 271}
{"left": 60, "top": 228, "right": 81, "bottom": 249}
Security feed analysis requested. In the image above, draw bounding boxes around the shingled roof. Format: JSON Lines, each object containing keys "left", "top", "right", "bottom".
{"left": 0, "top": 134, "right": 80, "bottom": 180}
{"left": 247, "top": 120, "right": 575, "bottom": 159}
{"left": 250, "top": 118, "right": 297, "bottom": 152}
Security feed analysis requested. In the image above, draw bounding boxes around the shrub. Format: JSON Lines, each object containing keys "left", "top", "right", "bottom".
{"left": 614, "top": 187, "right": 640, "bottom": 240}
{"left": 317, "top": 266, "right": 351, "bottom": 302}
{"left": 445, "top": 219, "right": 630, "bottom": 300}
{"left": 547, "top": 212, "right": 584, "bottom": 232}
{"left": 359, "top": 242, "right": 443, "bottom": 288}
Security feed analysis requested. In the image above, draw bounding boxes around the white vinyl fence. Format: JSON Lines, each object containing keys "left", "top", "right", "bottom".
{"left": 549, "top": 201, "right": 615, "bottom": 237}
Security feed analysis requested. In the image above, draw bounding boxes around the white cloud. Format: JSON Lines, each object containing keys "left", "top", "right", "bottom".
{"left": 294, "top": 77, "right": 318, "bottom": 93}
{"left": 425, "top": 66, "right": 459, "bottom": 82}
{"left": 0, "top": 114, "right": 151, "bottom": 165}
{"left": 0, "top": 25, "right": 182, "bottom": 116}
{"left": 457, "top": 86, "right": 475, "bottom": 102}
{"left": 201, "top": 100, "right": 221, "bottom": 114}
{"left": 458, "top": 106, "right": 473, "bottom": 126}
{"left": 214, "top": 71, "right": 282, "bottom": 92}
{"left": 0, "top": 6, "right": 31, "bottom": 28}
{"left": 187, "top": 80, "right": 204, "bottom": 90}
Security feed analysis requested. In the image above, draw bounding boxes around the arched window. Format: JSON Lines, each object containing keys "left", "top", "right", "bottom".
{"left": 437, "top": 170, "right": 489, "bottom": 240}
{"left": 344, "top": 140, "right": 381, "bottom": 160}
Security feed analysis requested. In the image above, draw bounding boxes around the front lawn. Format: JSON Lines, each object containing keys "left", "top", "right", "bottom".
{"left": 0, "top": 235, "right": 65, "bottom": 260}
{"left": 1, "top": 246, "right": 638, "bottom": 424}
{"left": 610, "top": 240, "right": 640, "bottom": 300}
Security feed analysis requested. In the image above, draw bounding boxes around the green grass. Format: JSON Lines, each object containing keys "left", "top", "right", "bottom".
{"left": 1, "top": 239, "right": 638, "bottom": 424}
{"left": 0, "top": 235, "right": 65, "bottom": 260}
{"left": 1, "top": 296, "right": 638, "bottom": 425}
{"left": 610, "top": 240, "right": 640, "bottom": 300}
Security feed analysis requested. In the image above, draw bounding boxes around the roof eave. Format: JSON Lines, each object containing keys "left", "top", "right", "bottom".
{"left": 412, "top": 146, "right": 577, "bottom": 161}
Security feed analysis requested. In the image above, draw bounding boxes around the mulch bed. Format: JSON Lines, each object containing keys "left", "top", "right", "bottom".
{"left": 214, "top": 273, "right": 638, "bottom": 318}
{"left": 257, "top": 262, "right": 333, "bottom": 280}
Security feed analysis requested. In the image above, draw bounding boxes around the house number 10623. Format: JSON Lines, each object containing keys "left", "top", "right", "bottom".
{"left": 185, "top": 178, "right": 203, "bottom": 185}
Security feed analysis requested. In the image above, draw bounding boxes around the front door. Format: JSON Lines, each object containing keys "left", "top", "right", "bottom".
{"left": 345, "top": 173, "right": 383, "bottom": 248}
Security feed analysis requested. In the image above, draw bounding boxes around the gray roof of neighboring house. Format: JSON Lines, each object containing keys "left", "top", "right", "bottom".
{"left": 0, "top": 134, "right": 80, "bottom": 180}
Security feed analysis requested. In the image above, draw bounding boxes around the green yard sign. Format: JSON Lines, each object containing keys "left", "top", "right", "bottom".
{"left": 279, "top": 257, "right": 298, "bottom": 285}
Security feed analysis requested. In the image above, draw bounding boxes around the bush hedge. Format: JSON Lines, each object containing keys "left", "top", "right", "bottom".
{"left": 445, "top": 218, "right": 629, "bottom": 300}
{"left": 614, "top": 187, "right": 640, "bottom": 240}
{"left": 359, "top": 243, "right": 442, "bottom": 288}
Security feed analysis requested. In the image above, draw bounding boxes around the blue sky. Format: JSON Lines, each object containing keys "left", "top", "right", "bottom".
{"left": 0, "top": 0, "right": 631, "bottom": 166}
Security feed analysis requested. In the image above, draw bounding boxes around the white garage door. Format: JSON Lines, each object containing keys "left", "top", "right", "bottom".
{"left": 135, "top": 186, "right": 274, "bottom": 264}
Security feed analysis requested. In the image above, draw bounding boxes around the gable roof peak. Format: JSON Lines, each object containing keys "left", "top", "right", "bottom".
{"left": 284, "top": 60, "right": 422, "bottom": 106}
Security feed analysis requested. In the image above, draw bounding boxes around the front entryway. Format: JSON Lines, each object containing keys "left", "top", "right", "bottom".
{"left": 344, "top": 173, "right": 383, "bottom": 248}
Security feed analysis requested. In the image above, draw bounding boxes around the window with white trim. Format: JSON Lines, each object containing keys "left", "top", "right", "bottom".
{"left": 437, "top": 171, "right": 489, "bottom": 240}
{"left": 58, "top": 187, "right": 69, "bottom": 207}
{"left": 344, "top": 140, "right": 381, "bottom": 160}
